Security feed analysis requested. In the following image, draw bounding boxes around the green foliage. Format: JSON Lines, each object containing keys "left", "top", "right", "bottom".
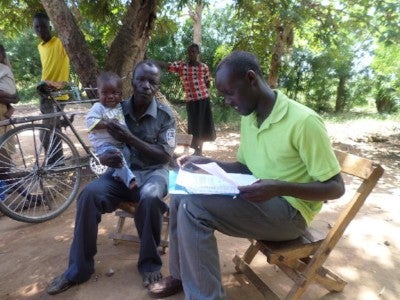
{"left": 147, "top": 4, "right": 235, "bottom": 108}
{"left": 371, "top": 42, "right": 400, "bottom": 113}
{"left": 211, "top": 100, "right": 241, "bottom": 124}
{"left": 371, "top": 42, "right": 400, "bottom": 87}
{"left": 212, "top": 44, "right": 233, "bottom": 69}
{"left": 0, "top": 0, "right": 43, "bottom": 36}
{"left": 280, "top": 49, "right": 334, "bottom": 112}
{"left": 370, "top": 0, "right": 400, "bottom": 45}
{"left": 374, "top": 78, "right": 399, "bottom": 114}
{"left": 75, "top": 0, "right": 127, "bottom": 46}
{"left": 78, "top": 20, "right": 108, "bottom": 68}
{"left": 146, "top": 12, "right": 185, "bottom": 103}
{"left": 0, "top": 31, "right": 41, "bottom": 103}
{"left": 1, "top": 0, "right": 400, "bottom": 119}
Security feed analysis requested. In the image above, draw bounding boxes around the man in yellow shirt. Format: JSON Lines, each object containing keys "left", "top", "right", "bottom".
{"left": 33, "top": 12, "right": 70, "bottom": 164}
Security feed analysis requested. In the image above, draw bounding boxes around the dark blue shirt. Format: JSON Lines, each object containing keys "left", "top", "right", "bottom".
{"left": 121, "top": 96, "right": 176, "bottom": 186}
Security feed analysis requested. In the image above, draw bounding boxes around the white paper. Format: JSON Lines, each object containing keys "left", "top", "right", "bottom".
{"left": 193, "top": 162, "right": 239, "bottom": 187}
{"left": 173, "top": 163, "right": 258, "bottom": 195}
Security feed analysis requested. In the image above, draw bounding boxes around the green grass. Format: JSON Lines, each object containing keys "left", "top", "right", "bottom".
{"left": 172, "top": 101, "right": 400, "bottom": 132}
{"left": 322, "top": 111, "right": 400, "bottom": 123}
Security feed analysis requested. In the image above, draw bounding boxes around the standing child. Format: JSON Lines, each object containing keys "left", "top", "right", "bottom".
{"left": 86, "top": 71, "right": 136, "bottom": 189}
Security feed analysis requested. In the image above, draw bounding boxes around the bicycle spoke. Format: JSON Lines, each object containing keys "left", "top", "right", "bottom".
{"left": 0, "top": 124, "right": 82, "bottom": 223}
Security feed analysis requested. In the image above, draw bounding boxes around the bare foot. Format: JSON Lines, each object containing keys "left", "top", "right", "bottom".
{"left": 141, "top": 271, "right": 163, "bottom": 288}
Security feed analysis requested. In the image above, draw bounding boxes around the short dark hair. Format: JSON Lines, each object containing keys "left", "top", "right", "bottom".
{"left": 188, "top": 43, "right": 200, "bottom": 52}
{"left": 216, "top": 51, "right": 264, "bottom": 78}
{"left": 132, "top": 59, "right": 160, "bottom": 77}
{"left": 97, "top": 71, "right": 122, "bottom": 87}
{"left": 33, "top": 12, "right": 49, "bottom": 22}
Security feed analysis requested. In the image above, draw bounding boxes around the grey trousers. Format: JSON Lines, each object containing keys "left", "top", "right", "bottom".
{"left": 168, "top": 194, "right": 307, "bottom": 300}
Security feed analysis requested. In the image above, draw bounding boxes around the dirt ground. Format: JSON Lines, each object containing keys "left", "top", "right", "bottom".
{"left": 0, "top": 104, "right": 399, "bottom": 300}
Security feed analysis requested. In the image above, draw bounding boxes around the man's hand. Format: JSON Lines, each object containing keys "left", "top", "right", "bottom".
{"left": 107, "top": 119, "right": 132, "bottom": 142}
{"left": 98, "top": 148, "right": 123, "bottom": 168}
{"left": 176, "top": 154, "right": 212, "bottom": 169}
{"left": 45, "top": 81, "right": 66, "bottom": 90}
{"left": 237, "top": 179, "right": 278, "bottom": 203}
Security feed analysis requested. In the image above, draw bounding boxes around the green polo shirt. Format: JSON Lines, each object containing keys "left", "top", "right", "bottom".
{"left": 237, "top": 91, "right": 340, "bottom": 224}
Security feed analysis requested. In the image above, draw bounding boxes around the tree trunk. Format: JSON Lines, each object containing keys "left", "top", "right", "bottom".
{"left": 39, "top": 1, "right": 185, "bottom": 128}
{"left": 41, "top": 0, "right": 99, "bottom": 98}
{"left": 41, "top": 0, "right": 158, "bottom": 98}
{"left": 105, "top": 0, "right": 157, "bottom": 97}
{"left": 267, "top": 23, "right": 293, "bottom": 89}
{"left": 189, "top": 2, "right": 204, "bottom": 45}
{"left": 335, "top": 76, "right": 347, "bottom": 112}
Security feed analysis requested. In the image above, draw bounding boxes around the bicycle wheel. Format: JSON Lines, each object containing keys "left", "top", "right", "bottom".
{"left": 0, "top": 124, "right": 82, "bottom": 223}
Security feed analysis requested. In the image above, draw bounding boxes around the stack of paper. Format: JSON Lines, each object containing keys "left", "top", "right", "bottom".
{"left": 169, "top": 162, "right": 258, "bottom": 195}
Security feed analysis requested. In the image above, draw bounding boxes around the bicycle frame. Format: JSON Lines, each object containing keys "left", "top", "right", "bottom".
{"left": 0, "top": 84, "right": 104, "bottom": 223}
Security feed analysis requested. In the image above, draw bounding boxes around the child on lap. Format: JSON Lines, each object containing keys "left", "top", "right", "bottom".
{"left": 86, "top": 71, "right": 136, "bottom": 189}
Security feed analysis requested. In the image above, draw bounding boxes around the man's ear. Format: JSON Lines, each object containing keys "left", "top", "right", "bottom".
{"left": 246, "top": 70, "right": 258, "bottom": 86}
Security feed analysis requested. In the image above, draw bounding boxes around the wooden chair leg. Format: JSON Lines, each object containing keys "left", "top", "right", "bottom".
{"left": 110, "top": 209, "right": 170, "bottom": 255}
{"left": 314, "top": 266, "right": 347, "bottom": 292}
{"left": 158, "top": 212, "right": 170, "bottom": 255}
{"left": 113, "top": 215, "right": 126, "bottom": 245}
{"left": 284, "top": 262, "right": 347, "bottom": 299}
{"left": 276, "top": 258, "right": 347, "bottom": 297}
{"left": 233, "top": 255, "right": 280, "bottom": 299}
{"left": 235, "top": 239, "right": 261, "bottom": 273}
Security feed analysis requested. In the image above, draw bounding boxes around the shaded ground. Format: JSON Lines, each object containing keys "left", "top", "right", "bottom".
{"left": 0, "top": 104, "right": 399, "bottom": 299}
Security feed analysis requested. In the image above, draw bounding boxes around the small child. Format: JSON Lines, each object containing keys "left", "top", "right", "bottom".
{"left": 0, "top": 44, "right": 16, "bottom": 119}
{"left": 86, "top": 71, "right": 136, "bottom": 189}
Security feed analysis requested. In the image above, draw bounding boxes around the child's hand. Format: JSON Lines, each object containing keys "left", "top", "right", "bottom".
{"left": 98, "top": 148, "right": 123, "bottom": 168}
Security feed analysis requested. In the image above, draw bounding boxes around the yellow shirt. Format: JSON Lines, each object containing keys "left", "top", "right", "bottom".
{"left": 38, "top": 36, "right": 70, "bottom": 100}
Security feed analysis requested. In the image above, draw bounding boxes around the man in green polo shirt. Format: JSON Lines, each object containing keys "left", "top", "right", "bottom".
{"left": 149, "top": 50, "right": 345, "bottom": 299}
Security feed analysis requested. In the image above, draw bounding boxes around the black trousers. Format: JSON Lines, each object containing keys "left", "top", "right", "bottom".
{"left": 39, "top": 95, "right": 65, "bottom": 164}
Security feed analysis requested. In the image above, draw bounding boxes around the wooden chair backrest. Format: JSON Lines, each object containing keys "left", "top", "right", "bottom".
{"left": 298, "top": 150, "right": 384, "bottom": 286}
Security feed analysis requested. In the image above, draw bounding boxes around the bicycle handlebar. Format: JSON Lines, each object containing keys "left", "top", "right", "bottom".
{"left": 37, "top": 81, "right": 98, "bottom": 102}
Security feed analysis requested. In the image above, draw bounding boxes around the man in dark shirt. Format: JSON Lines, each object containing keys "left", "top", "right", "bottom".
{"left": 47, "top": 60, "right": 176, "bottom": 295}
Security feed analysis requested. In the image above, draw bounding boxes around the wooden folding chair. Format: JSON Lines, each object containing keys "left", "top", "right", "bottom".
{"left": 109, "top": 133, "right": 193, "bottom": 254}
{"left": 233, "top": 150, "right": 384, "bottom": 299}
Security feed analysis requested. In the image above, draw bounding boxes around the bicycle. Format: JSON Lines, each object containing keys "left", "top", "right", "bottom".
{"left": 0, "top": 82, "right": 107, "bottom": 223}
